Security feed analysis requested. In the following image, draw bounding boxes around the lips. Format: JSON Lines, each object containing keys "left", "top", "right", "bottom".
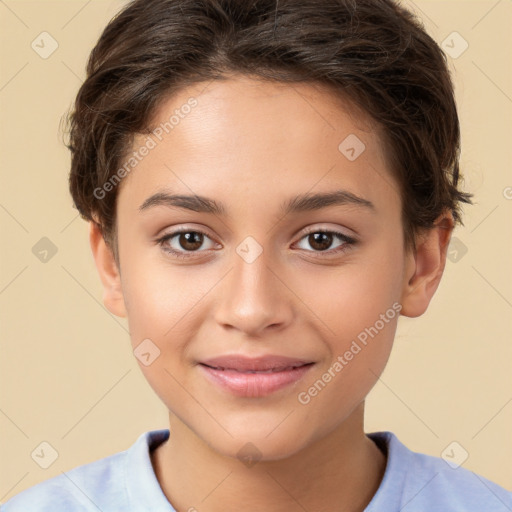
{"left": 200, "top": 354, "right": 313, "bottom": 372}
{"left": 198, "top": 355, "right": 315, "bottom": 397}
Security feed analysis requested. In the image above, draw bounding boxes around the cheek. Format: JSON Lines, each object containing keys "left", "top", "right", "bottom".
{"left": 121, "top": 248, "right": 202, "bottom": 341}
{"left": 304, "top": 249, "right": 403, "bottom": 343}
{"left": 295, "top": 243, "right": 402, "bottom": 407}
{"left": 119, "top": 250, "right": 219, "bottom": 396}
{"left": 296, "top": 293, "right": 399, "bottom": 437}
{"left": 312, "top": 274, "right": 398, "bottom": 395}
{"left": 120, "top": 258, "right": 198, "bottom": 408}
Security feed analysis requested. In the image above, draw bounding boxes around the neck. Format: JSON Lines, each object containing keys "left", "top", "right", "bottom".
{"left": 151, "top": 403, "right": 387, "bottom": 512}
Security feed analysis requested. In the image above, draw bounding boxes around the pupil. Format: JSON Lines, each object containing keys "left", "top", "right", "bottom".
{"left": 180, "top": 232, "right": 203, "bottom": 250}
{"left": 310, "top": 232, "right": 332, "bottom": 251}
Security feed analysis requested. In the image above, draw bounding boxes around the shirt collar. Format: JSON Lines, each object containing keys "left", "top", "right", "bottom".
{"left": 124, "top": 429, "right": 402, "bottom": 511}
{"left": 125, "top": 429, "right": 175, "bottom": 512}
{"left": 364, "top": 431, "right": 408, "bottom": 511}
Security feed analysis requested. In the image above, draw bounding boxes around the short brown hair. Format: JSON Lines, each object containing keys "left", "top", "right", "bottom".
{"left": 67, "top": 0, "right": 472, "bottom": 263}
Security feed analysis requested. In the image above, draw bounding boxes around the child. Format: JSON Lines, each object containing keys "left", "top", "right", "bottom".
{"left": 3, "top": 0, "right": 511, "bottom": 510}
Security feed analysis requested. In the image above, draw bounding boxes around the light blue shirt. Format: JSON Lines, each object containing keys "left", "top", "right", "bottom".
{"left": 2, "top": 429, "right": 511, "bottom": 511}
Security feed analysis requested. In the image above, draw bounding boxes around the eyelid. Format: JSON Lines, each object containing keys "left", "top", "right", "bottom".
{"left": 157, "top": 226, "right": 218, "bottom": 248}
{"left": 299, "top": 224, "right": 357, "bottom": 240}
{"left": 157, "top": 224, "right": 216, "bottom": 241}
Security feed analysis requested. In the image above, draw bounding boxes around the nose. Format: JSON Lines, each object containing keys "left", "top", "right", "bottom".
{"left": 213, "top": 245, "right": 295, "bottom": 337}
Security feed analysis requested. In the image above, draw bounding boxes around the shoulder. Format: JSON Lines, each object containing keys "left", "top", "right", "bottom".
{"left": 1, "top": 430, "right": 167, "bottom": 512}
{"left": 0, "top": 449, "right": 129, "bottom": 512}
{"left": 367, "top": 431, "right": 512, "bottom": 511}
{"left": 1, "top": 453, "right": 126, "bottom": 511}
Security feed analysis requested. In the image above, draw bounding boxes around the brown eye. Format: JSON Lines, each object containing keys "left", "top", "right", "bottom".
{"left": 294, "top": 229, "right": 357, "bottom": 256}
{"left": 157, "top": 229, "right": 217, "bottom": 259}
{"left": 307, "top": 232, "right": 334, "bottom": 251}
{"left": 176, "top": 231, "right": 204, "bottom": 251}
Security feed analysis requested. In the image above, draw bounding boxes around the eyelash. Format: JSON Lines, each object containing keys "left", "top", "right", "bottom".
{"left": 156, "top": 227, "right": 357, "bottom": 260}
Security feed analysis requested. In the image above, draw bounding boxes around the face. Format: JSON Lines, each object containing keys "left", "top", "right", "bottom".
{"left": 93, "top": 75, "right": 443, "bottom": 461}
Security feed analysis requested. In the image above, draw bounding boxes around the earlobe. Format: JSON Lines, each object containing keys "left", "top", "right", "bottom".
{"left": 88, "top": 221, "right": 127, "bottom": 318}
{"left": 400, "top": 212, "right": 454, "bottom": 318}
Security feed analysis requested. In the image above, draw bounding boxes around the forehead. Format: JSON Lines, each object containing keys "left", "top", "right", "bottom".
{"left": 118, "top": 75, "right": 399, "bottom": 217}
{"left": 147, "top": 75, "right": 379, "bottom": 154}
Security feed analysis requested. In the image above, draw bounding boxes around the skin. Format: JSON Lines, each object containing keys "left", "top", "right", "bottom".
{"left": 89, "top": 74, "right": 453, "bottom": 512}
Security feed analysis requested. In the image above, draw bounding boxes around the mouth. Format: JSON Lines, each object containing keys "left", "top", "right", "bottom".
{"left": 200, "top": 362, "right": 313, "bottom": 373}
{"left": 200, "top": 354, "right": 314, "bottom": 372}
{"left": 198, "top": 355, "right": 315, "bottom": 397}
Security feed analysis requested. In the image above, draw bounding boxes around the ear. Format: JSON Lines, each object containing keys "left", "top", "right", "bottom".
{"left": 89, "top": 220, "right": 127, "bottom": 318}
{"left": 400, "top": 211, "right": 454, "bottom": 318}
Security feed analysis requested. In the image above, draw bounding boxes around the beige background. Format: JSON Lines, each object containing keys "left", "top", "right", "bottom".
{"left": 1, "top": 0, "right": 511, "bottom": 502}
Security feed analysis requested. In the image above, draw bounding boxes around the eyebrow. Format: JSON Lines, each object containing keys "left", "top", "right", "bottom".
{"left": 138, "top": 189, "right": 375, "bottom": 216}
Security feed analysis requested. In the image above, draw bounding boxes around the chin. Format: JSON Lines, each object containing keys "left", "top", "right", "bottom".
{"left": 198, "top": 420, "right": 315, "bottom": 464}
